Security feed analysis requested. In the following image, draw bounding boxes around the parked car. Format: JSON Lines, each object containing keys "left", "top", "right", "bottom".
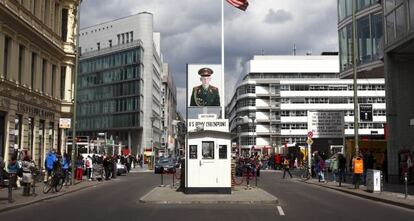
{"left": 154, "top": 157, "right": 177, "bottom": 174}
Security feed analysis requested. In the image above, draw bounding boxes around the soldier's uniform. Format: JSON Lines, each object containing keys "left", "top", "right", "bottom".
{"left": 190, "top": 68, "right": 220, "bottom": 106}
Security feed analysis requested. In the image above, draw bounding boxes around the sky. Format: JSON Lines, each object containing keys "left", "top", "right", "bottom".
{"left": 80, "top": 0, "right": 339, "bottom": 117}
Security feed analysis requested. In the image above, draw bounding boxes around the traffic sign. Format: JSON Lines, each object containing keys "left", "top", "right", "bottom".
{"left": 307, "top": 131, "right": 313, "bottom": 138}
{"left": 306, "top": 138, "right": 313, "bottom": 145}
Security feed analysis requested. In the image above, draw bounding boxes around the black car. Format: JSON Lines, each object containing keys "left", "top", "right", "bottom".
{"left": 154, "top": 157, "right": 178, "bottom": 174}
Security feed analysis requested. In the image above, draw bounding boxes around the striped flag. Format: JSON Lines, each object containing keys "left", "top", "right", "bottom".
{"left": 226, "top": 0, "right": 249, "bottom": 11}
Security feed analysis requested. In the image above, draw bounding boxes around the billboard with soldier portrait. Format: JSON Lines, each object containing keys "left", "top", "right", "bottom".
{"left": 187, "top": 64, "right": 223, "bottom": 108}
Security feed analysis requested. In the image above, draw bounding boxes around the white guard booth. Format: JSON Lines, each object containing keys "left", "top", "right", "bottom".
{"left": 186, "top": 119, "right": 231, "bottom": 194}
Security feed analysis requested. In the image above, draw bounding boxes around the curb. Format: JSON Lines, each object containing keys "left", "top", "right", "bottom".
{"left": 0, "top": 183, "right": 98, "bottom": 213}
{"left": 139, "top": 199, "right": 278, "bottom": 205}
{"left": 301, "top": 180, "right": 414, "bottom": 210}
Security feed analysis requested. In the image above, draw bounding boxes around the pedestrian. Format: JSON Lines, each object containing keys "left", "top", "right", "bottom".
{"left": 126, "top": 155, "right": 131, "bottom": 173}
{"left": 317, "top": 156, "right": 326, "bottom": 182}
{"left": 75, "top": 155, "right": 84, "bottom": 181}
{"left": 330, "top": 154, "right": 339, "bottom": 183}
{"left": 61, "top": 153, "right": 70, "bottom": 185}
{"left": 44, "top": 149, "right": 57, "bottom": 182}
{"left": 103, "top": 156, "right": 111, "bottom": 180}
{"left": 337, "top": 153, "right": 346, "bottom": 187}
{"left": 352, "top": 154, "right": 364, "bottom": 189}
{"left": 85, "top": 156, "right": 93, "bottom": 181}
{"left": 282, "top": 158, "right": 292, "bottom": 179}
{"left": 7, "top": 157, "right": 20, "bottom": 189}
{"left": 21, "top": 155, "right": 35, "bottom": 196}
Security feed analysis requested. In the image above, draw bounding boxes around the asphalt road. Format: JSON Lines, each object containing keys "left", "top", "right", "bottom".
{"left": 1, "top": 171, "right": 413, "bottom": 221}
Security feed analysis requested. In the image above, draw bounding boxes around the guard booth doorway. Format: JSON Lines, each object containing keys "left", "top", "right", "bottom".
{"left": 186, "top": 130, "right": 231, "bottom": 194}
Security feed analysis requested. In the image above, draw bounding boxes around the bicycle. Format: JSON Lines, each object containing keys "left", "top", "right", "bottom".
{"left": 232, "top": 163, "right": 257, "bottom": 186}
{"left": 42, "top": 172, "right": 64, "bottom": 194}
{"left": 298, "top": 162, "right": 312, "bottom": 181}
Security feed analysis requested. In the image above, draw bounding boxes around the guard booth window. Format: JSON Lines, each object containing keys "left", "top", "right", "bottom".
{"left": 219, "top": 145, "right": 227, "bottom": 159}
{"left": 202, "top": 141, "right": 214, "bottom": 160}
{"left": 189, "top": 145, "right": 197, "bottom": 159}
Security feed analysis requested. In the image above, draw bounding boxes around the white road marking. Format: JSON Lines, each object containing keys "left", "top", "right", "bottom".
{"left": 277, "top": 206, "right": 285, "bottom": 216}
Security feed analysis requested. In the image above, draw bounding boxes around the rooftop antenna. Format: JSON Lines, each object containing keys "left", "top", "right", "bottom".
{"left": 293, "top": 44, "right": 296, "bottom": 56}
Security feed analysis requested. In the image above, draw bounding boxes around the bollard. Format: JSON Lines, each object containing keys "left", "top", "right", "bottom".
{"left": 160, "top": 172, "right": 164, "bottom": 187}
{"left": 255, "top": 172, "right": 257, "bottom": 187}
{"left": 380, "top": 171, "right": 383, "bottom": 194}
{"left": 172, "top": 170, "right": 175, "bottom": 187}
{"left": 8, "top": 175, "right": 15, "bottom": 203}
{"left": 405, "top": 172, "right": 408, "bottom": 199}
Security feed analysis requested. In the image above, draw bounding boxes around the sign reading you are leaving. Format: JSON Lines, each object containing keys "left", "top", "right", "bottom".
{"left": 307, "top": 111, "right": 344, "bottom": 138}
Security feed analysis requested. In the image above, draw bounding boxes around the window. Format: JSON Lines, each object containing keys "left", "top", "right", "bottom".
{"left": 130, "top": 31, "right": 133, "bottom": 41}
{"left": 61, "top": 66, "right": 66, "bottom": 99}
{"left": 109, "top": 40, "right": 112, "bottom": 47}
{"left": 28, "top": 117, "right": 34, "bottom": 157}
{"left": 410, "top": 0, "right": 414, "bottom": 30}
{"left": 97, "top": 42, "right": 100, "bottom": 51}
{"left": 51, "top": 65, "right": 56, "bottom": 97}
{"left": 31, "top": 52, "right": 37, "bottom": 89}
{"left": 15, "top": 115, "right": 22, "bottom": 149}
{"left": 357, "top": 16, "right": 372, "bottom": 64}
{"left": 219, "top": 145, "right": 227, "bottom": 159}
{"left": 44, "top": 0, "right": 50, "bottom": 25}
{"left": 386, "top": 12, "right": 396, "bottom": 43}
{"left": 189, "top": 145, "right": 197, "bottom": 159}
{"left": 38, "top": 120, "right": 45, "bottom": 168}
{"left": 202, "top": 141, "right": 214, "bottom": 159}
{"left": 61, "top": 8, "right": 68, "bottom": 41}
{"left": 372, "top": 13, "right": 383, "bottom": 60}
{"left": 395, "top": 4, "right": 407, "bottom": 38}
{"left": 48, "top": 122, "right": 54, "bottom": 150}
{"left": 18, "top": 45, "right": 25, "bottom": 84}
{"left": 42, "top": 59, "right": 47, "bottom": 93}
{"left": 339, "top": 24, "right": 353, "bottom": 71}
{"left": 3, "top": 36, "right": 11, "bottom": 78}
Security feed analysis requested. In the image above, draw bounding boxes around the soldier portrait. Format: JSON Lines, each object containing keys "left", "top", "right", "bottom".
{"left": 190, "top": 67, "right": 220, "bottom": 107}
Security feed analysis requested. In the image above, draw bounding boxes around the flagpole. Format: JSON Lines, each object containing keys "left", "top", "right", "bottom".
{"left": 221, "top": 0, "right": 225, "bottom": 120}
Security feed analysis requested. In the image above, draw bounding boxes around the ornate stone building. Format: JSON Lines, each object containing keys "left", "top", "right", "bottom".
{"left": 0, "top": 0, "right": 80, "bottom": 167}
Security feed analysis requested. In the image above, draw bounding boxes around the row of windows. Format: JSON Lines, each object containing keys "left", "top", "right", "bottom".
{"left": 385, "top": 0, "right": 414, "bottom": 44}
{"left": 238, "top": 85, "right": 255, "bottom": 95}
{"left": 2, "top": 35, "right": 67, "bottom": 99}
{"left": 280, "top": 84, "right": 385, "bottom": 91}
{"left": 237, "top": 99, "right": 256, "bottom": 108}
{"left": 80, "top": 49, "right": 142, "bottom": 74}
{"left": 77, "top": 97, "right": 140, "bottom": 116}
{"left": 339, "top": 13, "right": 383, "bottom": 72}
{"left": 78, "top": 66, "right": 141, "bottom": 89}
{"left": 338, "top": 0, "right": 380, "bottom": 22}
{"left": 281, "top": 124, "right": 308, "bottom": 130}
{"left": 280, "top": 97, "right": 385, "bottom": 104}
{"left": 248, "top": 73, "right": 338, "bottom": 79}
{"left": 78, "top": 81, "right": 141, "bottom": 102}
{"left": 77, "top": 113, "right": 141, "bottom": 130}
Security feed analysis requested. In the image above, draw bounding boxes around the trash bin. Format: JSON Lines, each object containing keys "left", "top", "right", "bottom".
{"left": 366, "top": 169, "right": 381, "bottom": 193}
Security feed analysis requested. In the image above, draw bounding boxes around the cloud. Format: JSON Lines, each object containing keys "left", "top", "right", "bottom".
{"left": 80, "top": 0, "right": 339, "bottom": 117}
{"left": 264, "top": 9, "right": 293, "bottom": 24}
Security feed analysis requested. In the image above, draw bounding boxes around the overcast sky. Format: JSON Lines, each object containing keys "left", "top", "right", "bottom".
{"left": 80, "top": 0, "right": 339, "bottom": 117}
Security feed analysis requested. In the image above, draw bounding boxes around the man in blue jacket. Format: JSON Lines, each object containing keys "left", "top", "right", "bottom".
{"left": 44, "top": 150, "right": 57, "bottom": 181}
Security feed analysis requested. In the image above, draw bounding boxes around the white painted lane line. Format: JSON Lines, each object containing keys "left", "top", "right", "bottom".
{"left": 277, "top": 206, "right": 285, "bottom": 216}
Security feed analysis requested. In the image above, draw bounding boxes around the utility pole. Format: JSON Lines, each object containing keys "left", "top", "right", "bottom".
{"left": 71, "top": 0, "right": 81, "bottom": 185}
{"left": 352, "top": 0, "right": 359, "bottom": 156}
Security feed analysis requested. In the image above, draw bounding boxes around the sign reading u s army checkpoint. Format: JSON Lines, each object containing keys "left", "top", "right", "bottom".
{"left": 307, "top": 111, "right": 344, "bottom": 138}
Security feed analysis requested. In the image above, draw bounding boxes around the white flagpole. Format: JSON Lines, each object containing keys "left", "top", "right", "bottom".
{"left": 221, "top": 0, "right": 225, "bottom": 119}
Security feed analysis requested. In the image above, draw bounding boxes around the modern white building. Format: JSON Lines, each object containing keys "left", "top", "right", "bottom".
{"left": 227, "top": 55, "right": 386, "bottom": 155}
{"left": 78, "top": 12, "right": 168, "bottom": 156}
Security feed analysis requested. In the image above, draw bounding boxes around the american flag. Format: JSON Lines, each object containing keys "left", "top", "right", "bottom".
{"left": 226, "top": 0, "right": 249, "bottom": 11}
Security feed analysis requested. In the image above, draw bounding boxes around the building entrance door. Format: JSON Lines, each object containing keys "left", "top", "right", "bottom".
{"left": 0, "top": 112, "right": 5, "bottom": 159}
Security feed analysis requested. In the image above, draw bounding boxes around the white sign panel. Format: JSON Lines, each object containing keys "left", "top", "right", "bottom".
{"left": 187, "top": 64, "right": 223, "bottom": 107}
{"left": 188, "top": 119, "right": 228, "bottom": 133}
{"left": 307, "top": 111, "right": 344, "bottom": 138}
{"left": 59, "top": 118, "right": 71, "bottom": 129}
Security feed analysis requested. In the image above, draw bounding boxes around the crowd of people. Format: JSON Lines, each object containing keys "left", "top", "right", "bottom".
{"left": 0, "top": 149, "right": 145, "bottom": 196}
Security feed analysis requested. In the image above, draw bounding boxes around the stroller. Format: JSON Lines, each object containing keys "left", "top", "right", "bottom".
{"left": 93, "top": 164, "right": 104, "bottom": 181}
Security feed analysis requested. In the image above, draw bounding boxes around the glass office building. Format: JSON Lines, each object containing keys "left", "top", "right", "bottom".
{"left": 78, "top": 45, "right": 143, "bottom": 131}
{"left": 337, "top": 0, "right": 384, "bottom": 78}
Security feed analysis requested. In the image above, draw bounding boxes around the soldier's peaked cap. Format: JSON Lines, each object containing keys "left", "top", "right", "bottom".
{"left": 198, "top": 67, "right": 213, "bottom": 77}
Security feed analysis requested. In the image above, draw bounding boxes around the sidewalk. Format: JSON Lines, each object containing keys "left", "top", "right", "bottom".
{"left": 0, "top": 179, "right": 105, "bottom": 213}
{"left": 140, "top": 186, "right": 278, "bottom": 205}
{"left": 297, "top": 177, "right": 414, "bottom": 210}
